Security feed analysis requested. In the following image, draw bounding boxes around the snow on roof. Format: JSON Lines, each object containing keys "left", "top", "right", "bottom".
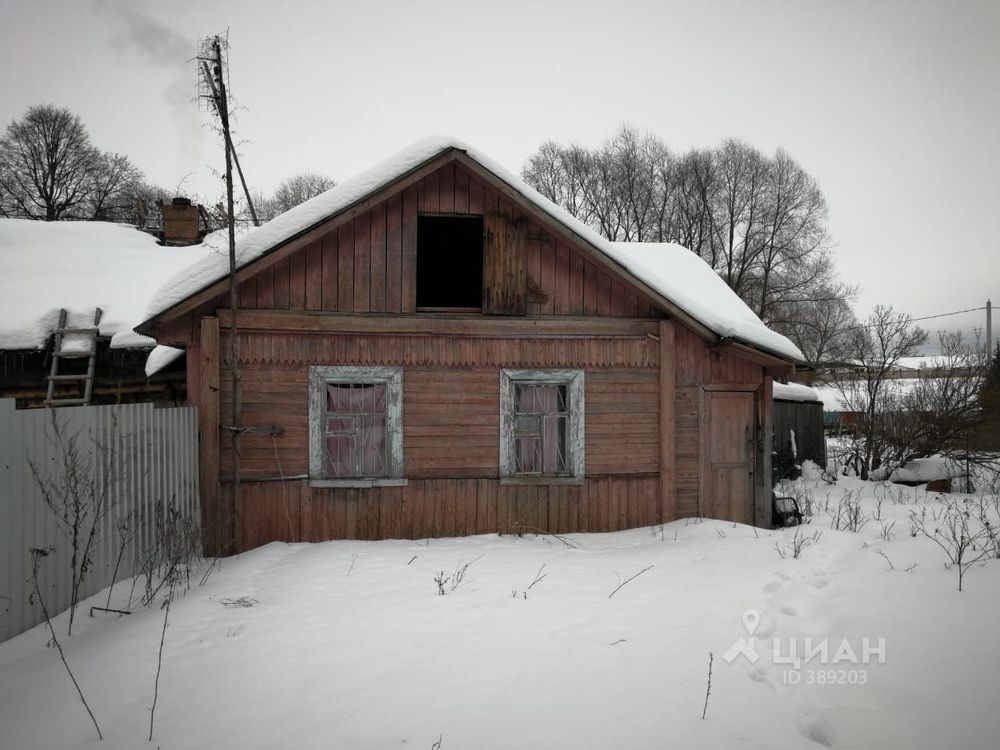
{"left": 603, "top": 242, "right": 802, "bottom": 360}
{"left": 0, "top": 219, "right": 209, "bottom": 351}
{"left": 143, "top": 136, "right": 803, "bottom": 362}
{"left": 810, "top": 385, "right": 848, "bottom": 412}
{"left": 811, "top": 377, "right": 949, "bottom": 413}
{"left": 772, "top": 382, "right": 822, "bottom": 403}
{"left": 894, "top": 356, "right": 952, "bottom": 371}
{"left": 144, "top": 345, "right": 185, "bottom": 377}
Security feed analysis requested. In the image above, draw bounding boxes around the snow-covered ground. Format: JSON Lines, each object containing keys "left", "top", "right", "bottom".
{"left": 1, "top": 477, "right": 998, "bottom": 749}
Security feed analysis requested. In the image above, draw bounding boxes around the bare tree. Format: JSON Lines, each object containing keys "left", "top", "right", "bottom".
{"left": 751, "top": 149, "right": 831, "bottom": 321}
{"left": 834, "top": 306, "right": 928, "bottom": 478}
{"left": 0, "top": 104, "right": 161, "bottom": 226}
{"left": 712, "top": 138, "right": 769, "bottom": 297}
{"left": 85, "top": 151, "right": 143, "bottom": 221}
{"left": 520, "top": 127, "right": 847, "bottom": 353}
{"left": 769, "top": 284, "right": 857, "bottom": 369}
{"left": 270, "top": 171, "right": 335, "bottom": 215}
{"left": 0, "top": 104, "right": 98, "bottom": 220}
{"left": 896, "top": 332, "right": 988, "bottom": 462}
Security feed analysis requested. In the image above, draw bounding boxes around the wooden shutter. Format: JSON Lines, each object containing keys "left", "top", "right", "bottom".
{"left": 483, "top": 213, "right": 527, "bottom": 315}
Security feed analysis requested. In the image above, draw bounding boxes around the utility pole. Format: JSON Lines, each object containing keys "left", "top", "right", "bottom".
{"left": 988, "top": 298, "right": 993, "bottom": 357}
{"left": 199, "top": 34, "right": 242, "bottom": 553}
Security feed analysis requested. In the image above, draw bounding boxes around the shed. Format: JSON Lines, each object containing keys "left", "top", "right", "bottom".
{"left": 0, "top": 219, "right": 209, "bottom": 407}
{"left": 137, "top": 137, "right": 802, "bottom": 553}
{"left": 772, "top": 382, "right": 826, "bottom": 479}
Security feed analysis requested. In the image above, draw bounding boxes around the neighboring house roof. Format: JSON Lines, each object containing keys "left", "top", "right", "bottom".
{"left": 811, "top": 378, "right": 947, "bottom": 413}
{"left": 0, "top": 218, "right": 208, "bottom": 373}
{"left": 773, "top": 382, "right": 821, "bottom": 403}
{"left": 141, "top": 137, "right": 803, "bottom": 363}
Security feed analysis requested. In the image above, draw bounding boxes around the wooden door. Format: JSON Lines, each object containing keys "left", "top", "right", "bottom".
{"left": 483, "top": 213, "right": 527, "bottom": 315}
{"left": 704, "top": 391, "right": 756, "bottom": 524}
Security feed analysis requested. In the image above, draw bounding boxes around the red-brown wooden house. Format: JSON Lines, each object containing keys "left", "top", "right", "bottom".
{"left": 137, "top": 138, "right": 802, "bottom": 554}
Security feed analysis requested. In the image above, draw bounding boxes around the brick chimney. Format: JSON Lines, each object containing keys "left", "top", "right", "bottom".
{"left": 160, "top": 197, "right": 200, "bottom": 245}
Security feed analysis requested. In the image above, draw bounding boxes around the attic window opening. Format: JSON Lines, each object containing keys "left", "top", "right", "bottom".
{"left": 416, "top": 215, "right": 483, "bottom": 310}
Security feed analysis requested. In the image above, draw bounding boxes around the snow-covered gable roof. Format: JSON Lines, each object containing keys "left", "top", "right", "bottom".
{"left": 142, "top": 136, "right": 803, "bottom": 362}
{"left": 0, "top": 218, "right": 208, "bottom": 351}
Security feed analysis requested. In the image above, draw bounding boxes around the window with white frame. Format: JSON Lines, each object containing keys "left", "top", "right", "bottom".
{"left": 308, "top": 366, "right": 403, "bottom": 483}
{"left": 500, "top": 369, "right": 584, "bottom": 480}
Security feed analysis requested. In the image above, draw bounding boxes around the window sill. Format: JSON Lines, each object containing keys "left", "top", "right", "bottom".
{"left": 500, "top": 476, "right": 585, "bottom": 486}
{"left": 309, "top": 478, "right": 409, "bottom": 489}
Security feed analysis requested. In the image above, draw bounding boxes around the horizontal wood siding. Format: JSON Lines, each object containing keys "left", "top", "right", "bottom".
{"left": 586, "top": 370, "right": 659, "bottom": 474}
{"left": 219, "top": 358, "right": 658, "bottom": 482}
{"left": 219, "top": 162, "right": 661, "bottom": 320}
{"left": 404, "top": 369, "right": 499, "bottom": 477}
{"left": 675, "top": 386, "right": 700, "bottom": 517}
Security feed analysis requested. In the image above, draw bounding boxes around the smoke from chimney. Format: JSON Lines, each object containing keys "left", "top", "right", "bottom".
{"left": 96, "top": 0, "right": 203, "bottom": 172}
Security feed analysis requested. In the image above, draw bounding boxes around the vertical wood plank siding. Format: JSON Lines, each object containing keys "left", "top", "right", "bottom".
{"left": 672, "top": 325, "right": 763, "bottom": 518}
{"left": 221, "top": 162, "right": 659, "bottom": 319}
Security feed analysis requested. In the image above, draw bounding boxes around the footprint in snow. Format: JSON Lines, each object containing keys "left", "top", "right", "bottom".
{"left": 763, "top": 580, "right": 783, "bottom": 593}
{"left": 809, "top": 572, "right": 830, "bottom": 589}
{"left": 796, "top": 710, "right": 837, "bottom": 748}
{"left": 748, "top": 664, "right": 775, "bottom": 688}
{"left": 780, "top": 605, "right": 797, "bottom": 616}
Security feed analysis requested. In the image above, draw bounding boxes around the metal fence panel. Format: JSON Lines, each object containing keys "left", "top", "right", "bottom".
{"left": 0, "top": 399, "right": 199, "bottom": 642}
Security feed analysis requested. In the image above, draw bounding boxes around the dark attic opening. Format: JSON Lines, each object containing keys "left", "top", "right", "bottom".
{"left": 416, "top": 214, "right": 484, "bottom": 309}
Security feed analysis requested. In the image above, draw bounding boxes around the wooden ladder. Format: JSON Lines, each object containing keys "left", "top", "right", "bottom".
{"left": 45, "top": 308, "right": 102, "bottom": 407}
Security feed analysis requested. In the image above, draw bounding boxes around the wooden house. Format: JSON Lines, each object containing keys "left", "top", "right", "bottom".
{"left": 137, "top": 138, "right": 802, "bottom": 554}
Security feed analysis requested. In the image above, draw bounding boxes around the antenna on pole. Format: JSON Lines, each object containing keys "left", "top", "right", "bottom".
{"left": 197, "top": 34, "right": 260, "bottom": 228}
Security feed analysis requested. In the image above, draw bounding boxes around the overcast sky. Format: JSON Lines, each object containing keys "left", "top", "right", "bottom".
{"left": 1, "top": 0, "right": 997, "bottom": 349}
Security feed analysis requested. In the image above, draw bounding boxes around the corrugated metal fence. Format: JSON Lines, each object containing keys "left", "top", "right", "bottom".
{"left": 0, "top": 399, "right": 199, "bottom": 642}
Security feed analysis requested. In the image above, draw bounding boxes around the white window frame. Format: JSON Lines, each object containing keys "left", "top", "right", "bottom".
{"left": 308, "top": 365, "right": 405, "bottom": 488}
{"left": 499, "top": 369, "right": 585, "bottom": 483}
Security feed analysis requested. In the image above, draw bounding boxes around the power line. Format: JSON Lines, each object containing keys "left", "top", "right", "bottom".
{"left": 909, "top": 306, "right": 986, "bottom": 324}
{"left": 843, "top": 305, "right": 987, "bottom": 332}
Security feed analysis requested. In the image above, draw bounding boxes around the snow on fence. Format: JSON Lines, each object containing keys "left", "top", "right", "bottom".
{"left": 0, "top": 398, "right": 199, "bottom": 642}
